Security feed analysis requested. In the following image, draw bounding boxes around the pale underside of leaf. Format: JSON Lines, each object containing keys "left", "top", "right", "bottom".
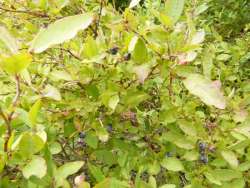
{"left": 22, "top": 156, "right": 47, "bottom": 179}
{"left": 29, "top": 13, "right": 93, "bottom": 53}
{"left": 0, "top": 26, "right": 19, "bottom": 54}
{"left": 129, "top": 0, "right": 141, "bottom": 8}
{"left": 183, "top": 74, "right": 226, "bottom": 109}
{"left": 165, "top": 0, "right": 185, "bottom": 24}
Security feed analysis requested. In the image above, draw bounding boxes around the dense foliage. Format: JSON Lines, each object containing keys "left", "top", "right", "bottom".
{"left": 0, "top": 0, "right": 249, "bottom": 187}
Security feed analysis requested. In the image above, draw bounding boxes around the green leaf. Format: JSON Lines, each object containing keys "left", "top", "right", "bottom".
{"left": 221, "top": 150, "right": 239, "bottom": 168}
{"left": 161, "top": 157, "right": 184, "bottom": 172}
{"left": 183, "top": 150, "right": 199, "bottom": 161}
{"left": 49, "top": 142, "right": 62, "bottom": 155}
{"left": 178, "top": 120, "right": 197, "bottom": 136}
{"left": 29, "top": 13, "right": 93, "bottom": 53}
{"left": 174, "top": 138, "right": 195, "bottom": 150}
{"left": 57, "top": 161, "right": 84, "bottom": 179}
{"left": 88, "top": 163, "right": 105, "bottom": 182}
{"left": 0, "top": 154, "right": 6, "bottom": 173}
{"left": 204, "top": 172, "right": 222, "bottom": 185}
{"left": 93, "top": 150, "right": 116, "bottom": 166}
{"left": 183, "top": 74, "right": 226, "bottom": 109}
{"left": 132, "top": 38, "right": 148, "bottom": 63}
{"left": 0, "top": 26, "right": 19, "bottom": 53}
{"left": 123, "top": 89, "right": 149, "bottom": 107}
{"left": 85, "top": 133, "right": 98, "bottom": 149}
{"left": 42, "top": 85, "right": 62, "bottom": 101}
{"left": 237, "top": 161, "right": 250, "bottom": 172}
{"left": 22, "top": 156, "right": 47, "bottom": 179}
{"left": 51, "top": 70, "right": 72, "bottom": 81}
{"left": 0, "top": 53, "right": 32, "bottom": 75}
{"left": 94, "top": 178, "right": 129, "bottom": 188}
{"left": 213, "top": 169, "right": 242, "bottom": 181}
{"left": 108, "top": 94, "right": 119, "bottom": 110}
{"left": 159, "top": 185, "right": 176, "bottom": 188}
{"left": 13, "top": 132, "right": 45, "bottom": 158}
{"left": 83, "top": 36, "right": 99, "bottom": 59}
{"left": 165, "top": 0, "right": 185, "bottom": 24}
{"left": 28, "top": 99, "right": 41, "bottom": 126}
{"left": 148, "top": 176, "right": 157, "bottom": 188}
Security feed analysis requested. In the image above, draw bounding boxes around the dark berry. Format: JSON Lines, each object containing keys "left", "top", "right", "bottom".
{"left": 200, "top": 155, "right": 208, "bottom": 164}
{"left": 106, "top": 124, "right": 113, "bottom": 133}
{"left": 79, "top": 132, "right": 86, "bottom": 139}
{"left": 123, "top": 53, "right": 131, "bottom": 61}
{"left": 198, "top": 142, "right": 207, "bottom": 151}
{"left": 140, "top": 171, "right": 149, "bottom": 181}
{"left": 130, "top": 170, "right": 137, "bottom": 181}
{"left": 165, "top": 152, "right": 173, "bottom": 158}
{"left": 109, "top": 47, "right": 119, "bottom": 55}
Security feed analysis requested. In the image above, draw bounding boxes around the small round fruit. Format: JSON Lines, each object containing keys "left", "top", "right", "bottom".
{"left": 106, "top": 124, "right": 113, "bottom": 133}
{"left": 198, "top": 142, "right": 207, "bottom": 151}
{"left": 79, "top": 132, "right": 86, "bottom": 139}
{"left": 123, "top": 53, "right": 131, "bottom": 61}
{"left": 109, "top": 47, "right": 119, "bottom": 55}
{"left": 200, "top": 155, "right": 208, "bottom": 164}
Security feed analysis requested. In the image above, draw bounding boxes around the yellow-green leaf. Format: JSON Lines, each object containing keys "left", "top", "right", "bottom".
{"left": 161, "top": 157, "right": 184, "bottom": 172}
{"left": 0, "top": 53, "right": 32, "bottom": 75}
{"left": 28, "top": 99, "right": 42, "bottom": 126}
{"left": 57, "top": 161, "right": 84, "bottom": 179}
{"left": 0, "top": 26, "right": 19, "bottom": 53}
{"left": 183, "top": 74, "right": 226, "bottom": 109}
{"left": 221, "top": 150, "right": 239, "bottom": 168}
{"left": 22, "top": 156, "right": 47, "bottom": 179}
{"left": 29, "top": 13, "right": 93, "bottom": 53}
{"left": 165, "top": 0, "right": 185, "bottom": 24}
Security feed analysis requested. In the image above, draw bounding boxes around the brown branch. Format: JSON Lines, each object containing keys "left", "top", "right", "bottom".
{"left": 8, "top": 75, "right": 21, "bottom": 121}
{"left": 94, "top": 0, "right": 104, "bottom": 38}
{"left": 60, "top": 48, "right": 82, "bottom": 61}
{"left": 0, "top": 6, "right": 49, "bottom": 18}
{"left": 3, "top": 75, "right": 21, "bottom": 153}
{"left": 168, "top": 71, "right": 174, "bottom": 100}
{"left": 0, "top": 107, "right": 11, "bottom": 152}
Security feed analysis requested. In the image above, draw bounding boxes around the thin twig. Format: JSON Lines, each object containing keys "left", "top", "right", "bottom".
{"left": 8, "top": 75, "right": 21, "bottom": 121}
{"left": 94, "top": 0, "right": 104, "bottom": 38}
{"left": 0, "top": 107, "right": 11, "bottom": 152}
{"left": 168, "top": 70, "right": 173, "bottom": 100}
{"left": 59, "top": 48, "right": 82, "bottom": 61}
{"left": 0, "top": 6, "right": 49, "bottom": 18}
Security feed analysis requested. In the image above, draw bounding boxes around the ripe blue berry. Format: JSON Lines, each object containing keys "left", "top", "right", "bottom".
{"left": 106, "top": 124, "right": 113, "bottom": 133}
{"left": 165, "top": 152, "right": 173, "bottom": 158}
{"left": 124, "top": 53, "right": 131, "bottom": 61}
{"left": 200, "top": 155, "right": 208, "bottom": 164}
{"left": 109, "top": 47, "right": 119, "bottom": 55}
{"left": 79, "top": 132, "right": 86, "bottom": 139}
{"left": 198, "top": 142, "right": 207, "bottom": 151}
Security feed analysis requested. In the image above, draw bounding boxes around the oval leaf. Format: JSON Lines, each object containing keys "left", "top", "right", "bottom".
{"left": 57, "top": 161, "right": 84, "bottom": 179}
{"left": 161, "top": 158, "right": 184, "bottom": 172}
{"left": 0, "top": 53, "right": 32, "bottom": 75}
{"left": 0, "top": 26, "right": 19, "bottom": 53}
{"left": 29, "top": 13, "right": 93, "bottom": 53}
{"left": 165, "top": 0, "right": 185, "bottom": 24}
{"left": 22, "top": 156, "right": 47, "bottom": 179}
{"left": 28, "top": 99, "right": 42, "bottom": 126}
{"left": 42, "top": 85, "right": 62, "bottom": 101}
{"left": 183, "top": 74, "right": 226, "bottom": 109}
{"left": 221, "top": 150, "right": 239, "bottom": 168}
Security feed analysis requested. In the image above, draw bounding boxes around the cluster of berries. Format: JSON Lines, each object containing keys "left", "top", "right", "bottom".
{"left": 198, "top": 142, "right": 208, "bottom": 164}
{"left": 108, "top": 47, "right": 131, "bottom": 61}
